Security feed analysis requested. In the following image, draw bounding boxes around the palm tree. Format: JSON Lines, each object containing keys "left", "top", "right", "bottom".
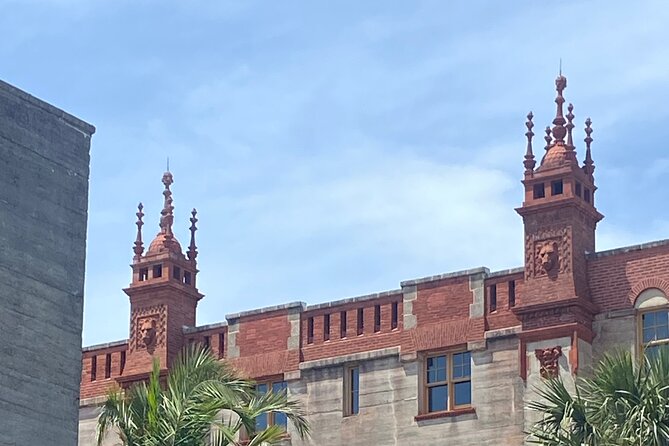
{"left": 96, "top": 344, "right": 309, "bottom": 446}
{"left": 528, "top": 347, "right": 669, "bottom": 446}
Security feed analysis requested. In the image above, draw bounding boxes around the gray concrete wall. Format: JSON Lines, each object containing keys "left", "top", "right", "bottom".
{"left": 0, "top": 80, "right": 94, "bottom": 446}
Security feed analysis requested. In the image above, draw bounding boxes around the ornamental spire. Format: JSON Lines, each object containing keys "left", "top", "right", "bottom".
{"left": 159, "top": 170, "right": 174, "bottom": 238}
{"left": 551, "top": 74, "right": 568, "bottom": 144}
{"left": 566, "top": 103, "right": 575, "bottom": 150}
{"left": 523, "top": 111, "right": 536, "bottom": 174}
{"left": 133, "top": 202, "right": 144, "bottom": 261}
{"left": 583, "top": 118, "right": 595, "bottom": 178}
{"left": 187, "top": 208, "right": 198, "bottom": 261}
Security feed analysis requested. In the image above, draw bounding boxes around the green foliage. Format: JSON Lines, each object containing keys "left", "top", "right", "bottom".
{"left": 96, "top": 344, "right": 309, "bottom": 446}
{"left": 528, "top": 347, "right": 669, "bottom": 446}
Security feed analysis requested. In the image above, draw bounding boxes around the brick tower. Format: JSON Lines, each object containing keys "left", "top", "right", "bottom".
{"left": 514, "top": 74, "right": 603, "bottom": 375}
{"left": 119, "top": 170, "right": 203, "bottom": 383}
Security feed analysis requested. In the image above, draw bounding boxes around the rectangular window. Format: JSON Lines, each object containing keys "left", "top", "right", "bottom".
{"left": 139, "top": 267, "right": 149, "bottom": 281}
{"left": 423, "top": 351, "right": 471, "bottom": 413}
{"left": 340, "top": 311, "right": 347, "bottom": 338}
{"left": 641, "top": 309, "right": 669, "bottom": 357}
{"left": 357, "top": 308, "right": 364, "bottom": 336}
{"left": 344, "top": 366, "right": 360, "bottom": 416}
{"left": 533, "top": 183, "right": 545, "bottom": 199}
{"left": 551, "top": 179, "right": 564, "bottom": 196}
{"left": 508, "top": 280, "right": 516, "bottom": 307}
{"left": 374, "top": 305, "right": 381, "bottom": 333}
{"left": 152, "top": 264, "right": 162, "bottom": 278}
{"left": 218, "top": 333, "right": 225, "bottom": 358}
{"left": 307, "top": 317, "right": 314, "bottom": 344}
{"left": 391, "top": 301, "right": 399, "bottom": 330}
{"left": 105, "top": 353, "right": 112, "bottom": 379}
{"left": 489, "top": 284, "right": 497, "bottom": 313}
{"left": 584, "top": 188, "right": 591, "bottom": 203}
{"left": 90, "top": 356, "right": 97, "bottom": 382}
{"left": 324, "top": 314, "right": 330, "bottom": 341}
{"left": 183, "top": 271, "right": 192, "bottom": 285}
{"left": 203, "top": 335, "right": 210, "bottom": 350}
{"left": 120, "top": 351, "right": 126, "bottom": 375}
{"left": 255, "top": 381, "right": 288, "bottom": 431}
{"left": 172, "top": 266, "right": 181, "bottom": 281}
{"left": 575, "top": 182, "right": 582, "bottom": 197}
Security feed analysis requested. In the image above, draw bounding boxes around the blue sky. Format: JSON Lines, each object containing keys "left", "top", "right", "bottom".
{"left": 2, "top": 0, "right": 669, "bottom": 346}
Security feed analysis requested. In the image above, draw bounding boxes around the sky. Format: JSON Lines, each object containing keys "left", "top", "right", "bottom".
{"left": 2, "top": 0, "right": 669, "bottom": 346}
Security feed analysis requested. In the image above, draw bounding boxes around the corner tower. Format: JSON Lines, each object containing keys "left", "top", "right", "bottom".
{"left": 120, "top": 170, "right": 203, "bottom": 383}
{"left": 514, "top": 74, "right": 602, "bottom": 338}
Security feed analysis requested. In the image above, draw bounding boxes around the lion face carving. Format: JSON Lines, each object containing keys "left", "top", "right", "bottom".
{"left": 538, "top": 241, "right": 558, "bottom": 273}
{"left": 138, "top": 318, "right": 157, "bottom": 349}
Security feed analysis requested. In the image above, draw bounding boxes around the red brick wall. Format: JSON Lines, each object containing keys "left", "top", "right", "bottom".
{"left": 236, "top": 311, "right": 292, "bottom": 357}
{"left": 80, "top": 343, "right": 127, "bottom": 400}
{"left": 412, "top": 278, "right": 472, "bottom": 326}
{"left": 485, "top": 273, "right": 523, "bottom": 331}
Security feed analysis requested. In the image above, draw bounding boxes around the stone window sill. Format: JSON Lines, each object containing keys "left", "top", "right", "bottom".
{"left": 414, "top": 407, "right": 476, "bottom": 422}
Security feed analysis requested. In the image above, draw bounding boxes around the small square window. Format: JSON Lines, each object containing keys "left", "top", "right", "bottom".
{"left": 139, "top": 268, "right": 149, "bottom": 281}
{"left": 551, "top": 180, "right": 563, "bottom": 196}
{"left": 152, "top": 264, "right": 162, "bottom": 278}
{"left": 533, "top": 183, "right": 545, "bottom": 199}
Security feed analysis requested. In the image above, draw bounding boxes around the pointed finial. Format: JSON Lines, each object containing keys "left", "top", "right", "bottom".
{"left": 133, "top": 202, "right": 145, "bottom": 261}
{"left": 187, "top": 208, "right": 198, "bottom": 261}
{"left": 544, "top": 126, "right": 552, "bottom": 149}
{"left": 566, "top": 103, "right": 575, "bottom": 149}
{"left": 559, "top": 58, "right": 562, "bottom": 76}
{"left": 551, "top": 74, "right": 568, "bottom": 143}
{"left": 166, "top": 157, "right": 170, "bottom": 172}
{"left": 524, "top": 112, "right": 536, "bottom": 174}
{"left": 583, "top": 118, "right": 595, "bottom": 178}
{"left": 159, "top": 170, "right": 175, "bottom": 237}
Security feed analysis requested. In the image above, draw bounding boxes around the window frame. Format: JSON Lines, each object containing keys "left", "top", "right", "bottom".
{"left": 254, "top": 379, "right": 289, "bottom": 431}
{"left": 637, "top": 306, "right": 669, "bottom": 356}
{"left": 343, "top": 365, "right": 360, "bottom": 417}
{"left": 421, "top": 349, "right": 472, "bottom": 415}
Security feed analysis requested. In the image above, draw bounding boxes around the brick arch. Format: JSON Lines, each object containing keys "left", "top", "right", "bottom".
{"left": 628, "top": 278, "right": 669, "bottom": 305}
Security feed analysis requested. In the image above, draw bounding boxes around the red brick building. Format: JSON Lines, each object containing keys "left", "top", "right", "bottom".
{"left": 79, "top": 75, "right": 669, "bottom": 445}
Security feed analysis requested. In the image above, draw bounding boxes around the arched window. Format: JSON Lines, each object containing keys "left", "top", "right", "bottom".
{"left": 636, "top": 288, "right": 669, "bottom": 357}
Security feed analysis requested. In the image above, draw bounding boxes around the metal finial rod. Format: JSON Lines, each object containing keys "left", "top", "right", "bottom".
{"left": 187, "top": 208, "right": 198, "bottom": 261}
{"left": 524, "top": 111, "right": 536, "bottom": 173}
{"left": 133, "top": 202, "right": 145, "bottom": 260}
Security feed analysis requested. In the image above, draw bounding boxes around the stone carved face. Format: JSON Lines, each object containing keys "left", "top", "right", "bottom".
{"left": 538, "top": 241, "right": 558, "bottom": 273}
{"left": 535, "top": 346, "right": 562, "bottom": 379}
{"left": 139, "top": 318, "right": 157, "bottom": 349}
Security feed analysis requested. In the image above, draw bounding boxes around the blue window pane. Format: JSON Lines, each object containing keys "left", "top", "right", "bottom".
{"left": 644, "top": 328, "right": 655, "bottom": 343}
{"left": 657, "top": 311, "right": 669, "bottom": 326}
{"left": 644, "top": 312, "right": 656, "bottom": 327}
{"left": 437, "top": 355, "right": 446, "bottom": 370}
{"left": 272, "top": 381, "right": 287, "bottom": 394}
{"left": 257, "top": 383, "right": 267, "bottom": 394}
{"left": 645, "top": 345, "right": 660, "bottom": 359}
{"left": 428, "top": 385, "right": 448, "bottom": 412}
{"left": 255, "top": 413, "right": 268, "bottom": 431}
{"left": 274, "top": 411, "right": 287, "bottom": 427}
{"left": 658, "top": 325, "right": 669, "bottom": 341}
{"left": 351, "top": 390, "right": 359, "bottom": 414}
{"left": 454, "top": 381, "right": 471, "bottom": 406}
{"left": 427, "top": 369, "right": 437, "bottom": 383}
{"left": 436, "top": 367, "right": 447, "bottom": 382}
{"left": 351, "top": 368, "right": 359, "bottom": 392}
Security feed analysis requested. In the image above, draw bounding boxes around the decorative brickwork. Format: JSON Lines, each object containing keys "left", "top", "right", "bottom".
{"left": 535, "top": 346, "right": 562, "bottom": 379}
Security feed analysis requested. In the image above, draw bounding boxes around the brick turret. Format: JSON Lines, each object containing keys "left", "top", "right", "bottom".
{"left": 119, "top": 170, "right": 203, "bottom": 384}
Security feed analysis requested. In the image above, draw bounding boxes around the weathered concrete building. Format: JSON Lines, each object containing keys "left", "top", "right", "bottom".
{"left": 79, "top": 75, "right": 669, "bottom": 445}
{"left": 0, "top": 80, "right": 94, "bottom": 446}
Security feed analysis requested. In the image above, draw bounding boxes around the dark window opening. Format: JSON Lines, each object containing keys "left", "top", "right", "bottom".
{"left": 203, "top": 335, "right": 210, "bottom": 350}
{"left": 340, "top": 311, "right": 347, "bottom": 338}
{"left": 90, "top": 356, "right": 97, "bottom": 382}
{"left": 173, "top": 266, "right": 181, "bottom": 281}
{"left": 105, "top": 353, "right": 112, "bottom": 379}
{"left": 533, "top": 183, "right": 545, "bottom": 199}
{"left": 584, "top": 188, "right": 591, "bottom": 203}
{"left": 307, "top": 317, "right": 314, "bottom": 344}
{"left": 139, "top": 268, "right": 149, "bottom": 281}
{"left": 120, "top": 351, "right": 126, "bottom": 375}
{"left": 508, "top": 281, "right": 516, "bottom": 307}
{"left": 183, "top": 271, "right": 192, "bottom": 285}
{"left": 575, "top": 182, "right": 582, "bottom": 197}
{"left": 551, "top": 179, "right": 563, "bottom": 196}
{"left": 374, "top": 305, "right": 381, "bottom": 333}
{"left": 357, "top": 308, "right": 364, "bottom": 336}
{"left": 218, "top": 333, "right": 225, "bottom": 358}
{"left": 324, "top": 314, "right": 330, "bottom": 341}
{"left": 344, "top": 366, "right": 360, "bottom": 416}
{"left": 152, "top": 264, "right": 162, "bottom": 278}
{"left": 391, "top": 302, "right": 399, "bottom": 330}
{"left": 489, "top": 284, "right": 497, "bottom": 312}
